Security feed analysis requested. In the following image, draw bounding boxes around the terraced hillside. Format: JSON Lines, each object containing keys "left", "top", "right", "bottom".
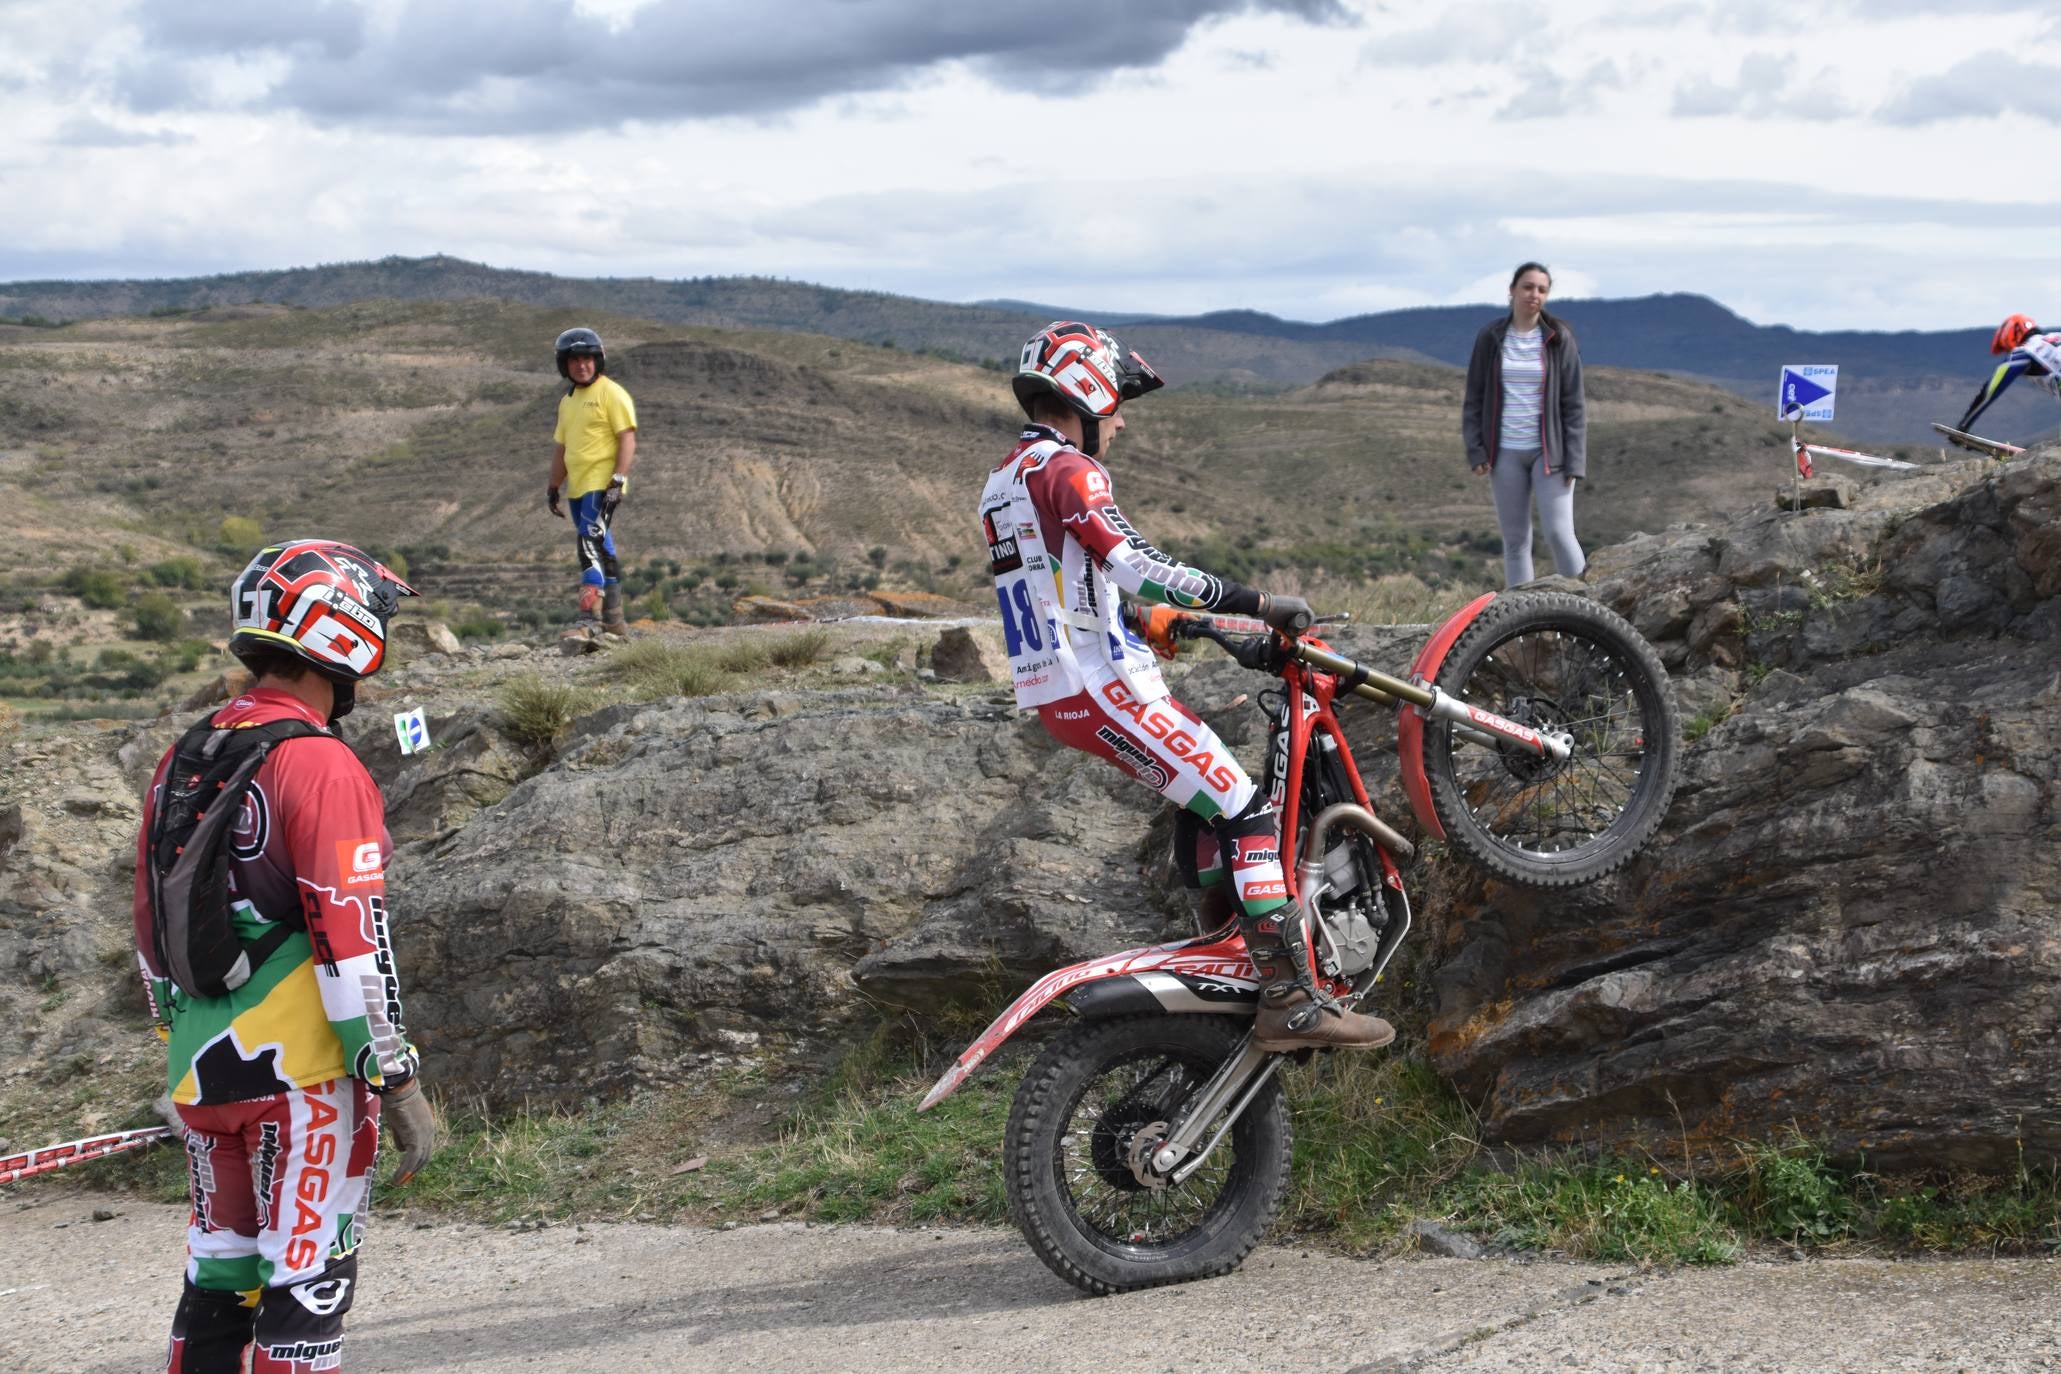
{"left": 0, "top": 295, "right": 1890, "bottom": 726}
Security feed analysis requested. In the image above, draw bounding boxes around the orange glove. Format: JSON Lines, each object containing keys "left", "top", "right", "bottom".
{"left": 1134, "top": 604, "right": 1188, "bottom": 660}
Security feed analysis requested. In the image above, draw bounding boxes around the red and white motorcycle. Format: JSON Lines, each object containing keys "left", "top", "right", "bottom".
{"left": 921, "top": 591, "right": 1680, "bottom": 1294}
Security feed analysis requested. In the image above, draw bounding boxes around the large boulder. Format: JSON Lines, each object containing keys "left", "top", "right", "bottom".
{"left": 929, "top": 625, "right": 1008, "bottom": 683}
{"left": 392, "top": 688, "right": 1173, "bottom": 1103}
{"left": 1425, "top": 450, "right": 2061, "bottom": 1170}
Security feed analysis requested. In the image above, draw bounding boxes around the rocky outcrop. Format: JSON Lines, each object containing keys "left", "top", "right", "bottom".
{"left": 6, "top": 458, "right": 2058, "bottom": 1171}
{"left": 1423, "top": 452, "right": 2061, "bottom": 1169}
{"left": 391, "top": 686, "right": 1177, "bottom": 1103}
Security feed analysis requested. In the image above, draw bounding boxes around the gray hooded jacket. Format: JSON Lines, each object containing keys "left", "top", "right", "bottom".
{"left": 1461, "top": 311, "right": 1588, "bottom": 479}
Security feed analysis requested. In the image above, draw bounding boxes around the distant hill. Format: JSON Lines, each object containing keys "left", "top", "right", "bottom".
{"left": 2, "top": 256, "right": 2052, "bottom": 445}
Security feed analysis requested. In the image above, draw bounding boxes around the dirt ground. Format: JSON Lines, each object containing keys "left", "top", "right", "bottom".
{"left": 3, "top": 1196, "right": 2056, "bottom": 1374}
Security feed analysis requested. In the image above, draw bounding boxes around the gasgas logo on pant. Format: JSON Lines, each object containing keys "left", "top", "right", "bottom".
{"left": 1098, "top": 682, "right": 1239, "bottom": 795}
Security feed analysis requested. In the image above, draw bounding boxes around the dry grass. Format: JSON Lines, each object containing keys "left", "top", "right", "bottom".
{"left": 497, "top": 674, "right": 593, "bottom": 747}
{"left": 603, "top": 640, "right": 736, "bottom": 700}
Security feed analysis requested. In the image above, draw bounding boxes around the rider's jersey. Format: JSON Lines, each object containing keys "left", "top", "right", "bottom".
{"left": 981, "top": 425, "right": 1261, "bottom": 710}
{"left": 133, "top": 688, "right": 419, "bottom": 1106}
{"left": 2020, "top": 333, "right": 2061, "bottom": 387}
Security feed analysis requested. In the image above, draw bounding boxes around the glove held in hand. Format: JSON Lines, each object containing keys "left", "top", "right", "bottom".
{"left": 380, "top": 1078, "right": 436, "bottom": 1186}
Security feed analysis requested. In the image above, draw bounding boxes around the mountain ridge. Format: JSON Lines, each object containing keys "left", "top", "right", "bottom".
{"left": 2, "top": 256, "right": 2052, "bottom": 445}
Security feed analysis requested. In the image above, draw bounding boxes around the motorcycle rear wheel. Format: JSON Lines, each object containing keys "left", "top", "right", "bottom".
{"left": 1424, "top": 590, "right": 1680, "bottom": 887}
{"left": 1005, "top": 1014, "right": 1290, "bottom": 1296}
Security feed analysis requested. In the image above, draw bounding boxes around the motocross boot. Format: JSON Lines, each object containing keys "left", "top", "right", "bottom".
{"left": 600, "top": 584, "right": 629, "bottom": 635}
{"left": 1241, "top": 906, "right": 1394, "bottom": 1052}
{"left": 575, "top": 583, "right": 603, "bottom": 629}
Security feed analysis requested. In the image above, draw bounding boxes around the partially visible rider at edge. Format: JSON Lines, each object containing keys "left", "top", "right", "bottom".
{"left": 1954, "top": 313, "right": 2061, "bottom": 436}
{"left": 980, "top": 321, "right": 1394, "bottom": 1051}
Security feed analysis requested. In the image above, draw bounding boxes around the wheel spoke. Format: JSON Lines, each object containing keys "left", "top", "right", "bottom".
{"left": 1054, "top": 1044, "right": 1242, "bottom": 1251}
{"left": 1441, "top": 618, "right": 1668, "bottom": 859}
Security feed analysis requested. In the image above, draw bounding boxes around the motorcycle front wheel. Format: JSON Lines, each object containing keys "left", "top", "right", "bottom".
{"left": 1004, "top": 1014, "right": 1290, "bottom": 1296}
{"left": 1424, "top": 590, "right": 1681, "bottom": 887}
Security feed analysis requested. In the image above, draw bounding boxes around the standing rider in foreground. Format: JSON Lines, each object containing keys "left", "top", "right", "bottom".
{"left": 1953, "top": 313, "right": 2061, "bottom": 438}
{"left": 980, "top": 322, "right": 1392, "bottom": 1051}
{"left": 136, "top": 540, "right": 434, "bottom": 1373}
{"left": 546, "top": 327, "right": 638, "bottom": 633}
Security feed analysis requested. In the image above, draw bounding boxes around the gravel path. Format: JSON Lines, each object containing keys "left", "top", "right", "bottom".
{"left": 4, "top": 1197, "right": 2057, "bottom": 1373}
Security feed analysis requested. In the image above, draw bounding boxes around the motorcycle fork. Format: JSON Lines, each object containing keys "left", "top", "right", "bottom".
{"left": 1147, "top": 1031, "right": 1279, "bottom": 1184}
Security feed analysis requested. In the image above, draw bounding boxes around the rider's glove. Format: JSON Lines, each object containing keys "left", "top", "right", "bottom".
{"left": 602, "top": 474, "right": 628, "bottom": 517}
{"left": 1259, "top": 593, "right": 1314, "bottom": 637}
{"left": 547, "top": 485, "right": 564, "bottom": 518}
{"left": 378, "top": 1078, "right": 437, "bottom": 1187}
{"left": 1131, "top": 604, "right": 1188, "bottom": 660}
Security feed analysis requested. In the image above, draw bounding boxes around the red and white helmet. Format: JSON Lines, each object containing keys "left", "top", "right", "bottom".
{"left": 228, "top": 539, "right": 416, "bottom": 682}
{"left": 1011, "top": 321, "right": 1164, "bottom": 453}
{"left": 1992, "top": 313, "right": 2039, "bottom": 356}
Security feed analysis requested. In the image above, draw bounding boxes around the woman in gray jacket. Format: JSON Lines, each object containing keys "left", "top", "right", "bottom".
{"left": 1461, "top": 262, "right": 1587, "bottom": 586}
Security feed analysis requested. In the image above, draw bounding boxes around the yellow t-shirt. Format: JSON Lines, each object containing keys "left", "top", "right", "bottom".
{"left": 554, "top": 375, "right": 638, "bottom": 498}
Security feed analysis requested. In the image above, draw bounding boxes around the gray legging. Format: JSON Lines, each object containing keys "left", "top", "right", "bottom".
{"left": 1491, "top": 447, "right": 1585, "bottom": 586}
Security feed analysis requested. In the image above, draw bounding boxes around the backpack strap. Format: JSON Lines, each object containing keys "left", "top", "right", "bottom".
{"left": 216, "top": 718, "right": 332, "bottom": 968}
{"left": 149, "top": 712, "right": 337, "bottom": 994}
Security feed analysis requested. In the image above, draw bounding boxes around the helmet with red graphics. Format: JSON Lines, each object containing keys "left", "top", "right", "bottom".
{"left": 1011, "top": 320, "right": 1164, "bottom": 455}
{"left": 228, "top": 540, "right": 417, "bottom": 707}
{"left": 1992, "top": 313, "right": 2040, "bottom": 356}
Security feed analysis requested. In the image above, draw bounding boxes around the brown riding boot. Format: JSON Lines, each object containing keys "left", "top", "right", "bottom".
{"left": 600, "top": 584, "right": 630, "bottom": 635}
{"left": 1253, "top": 985, "right": 1395, "bottom": 1052}
{"left": 1240, "top": 905, "right": 1395, "bottom": 1052}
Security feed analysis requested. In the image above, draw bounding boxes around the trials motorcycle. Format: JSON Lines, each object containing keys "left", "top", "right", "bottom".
{"left": 919, "top": 591, "right": 1681, "bottom": 1294}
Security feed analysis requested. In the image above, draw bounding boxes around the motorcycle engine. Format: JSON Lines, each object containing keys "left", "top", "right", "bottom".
{"left": 1313, "top": 840, "right": 1388, "bottom": 979}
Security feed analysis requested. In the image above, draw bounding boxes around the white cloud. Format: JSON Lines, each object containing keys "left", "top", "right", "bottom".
{"left": 49, "top": 115, "right": 191, "bottom": 147}
{"left": 1877, "top": 52, "right": 2061, "bottom": 124}
{"left": 1673, "top": 53, "right": 1852, "bottom": 119}
{"left": 1, "top": 0, "right": 2058, "bottom": 331}
{"left": 1361, "top": 3, "right": 1546, "bottom": 67}
{"left": 93, "top": 0, "right": 1354, "bottom": 132}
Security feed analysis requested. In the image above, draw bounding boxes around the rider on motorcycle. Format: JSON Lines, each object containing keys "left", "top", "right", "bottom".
{"left": 980, "top": 321, "right": 1393, "bottom": 1051}
{"left": 1954, "top": 313, "right": 2061, "bottom": 436}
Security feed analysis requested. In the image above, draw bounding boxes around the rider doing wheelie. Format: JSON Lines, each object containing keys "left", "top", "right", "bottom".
{"left": 1954, "top": 313, "right": 2061, "bottom": 436}
{"left": 979, "top": 321, "right": 1392, "bottom": 1051}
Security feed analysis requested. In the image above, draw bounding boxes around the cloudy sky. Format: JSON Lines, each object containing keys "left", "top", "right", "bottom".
{"left": 2, "top": 0, "right": 2056, "bottom": 329}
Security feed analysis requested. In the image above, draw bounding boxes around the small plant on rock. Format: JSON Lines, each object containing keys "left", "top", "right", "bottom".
{"left": 498, "top": 674, "right": 590, "bottom": 748}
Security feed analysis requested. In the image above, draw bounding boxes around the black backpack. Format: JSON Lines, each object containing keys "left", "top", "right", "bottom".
{"left": 146, "top": 714, "right": 331, "bottom": 999}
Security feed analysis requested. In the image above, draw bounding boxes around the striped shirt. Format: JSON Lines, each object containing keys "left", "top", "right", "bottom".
{"left": 1499, "top": 326, "right": 1546, "bottom": 451}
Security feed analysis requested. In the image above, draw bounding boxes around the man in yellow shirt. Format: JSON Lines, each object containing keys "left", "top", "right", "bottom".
{"left": 546, "top": 327, "right": 638, "bottom": 632}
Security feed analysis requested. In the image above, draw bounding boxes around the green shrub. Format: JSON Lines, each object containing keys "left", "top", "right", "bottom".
{"left": 640, "top": 588, "right": 670, "bottom": 621}
{"left": 217, "top": 515, "right": 263, "bottom": 550}
{"left": 131, "top": 591, "right": 184, "bottom": 641}
{"left": 147, "top": 556, "right": 208, "bottom": 590}
{"left": 452, "top": 608, "right": 501, "bottom": 641}
{"left": 62, "top": 565, "right": 126, "bottom": 609}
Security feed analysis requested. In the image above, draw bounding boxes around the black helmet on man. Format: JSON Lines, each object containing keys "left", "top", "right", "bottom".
{"left": 555, "top": 327, "right": 606, "bottom": 380}
{"left": 1011, "top": 320, "right": 1163, "bottom": 457}
{"left": 227, "top": 539, "right": 417, "bottom": 721}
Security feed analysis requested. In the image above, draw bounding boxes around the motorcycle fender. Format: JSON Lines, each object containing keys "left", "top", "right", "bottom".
{"left": 1396, "top": 591, "right": 1497, "bottom": 838}
{"left": 918, "top": 937, "right": 1258, "bottom": 1111}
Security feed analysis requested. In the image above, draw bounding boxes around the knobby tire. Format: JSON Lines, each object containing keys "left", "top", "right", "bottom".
{"left": 1004, "top": 1014, "right": 1291, "bottom": 1296}
{"left": 1424, "top": 590, "right": 1680, "bottom": 887}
